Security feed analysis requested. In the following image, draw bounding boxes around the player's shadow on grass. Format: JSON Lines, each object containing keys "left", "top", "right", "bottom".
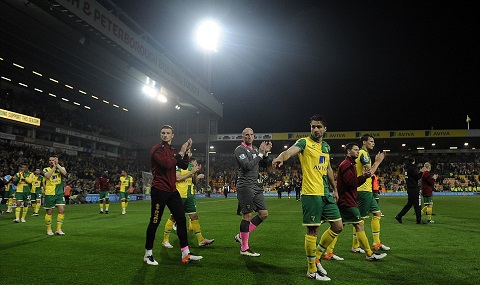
{"left": 0, "top": 236, "right": 46, "bottom": 251}
{"left": 131, "top": 264, "right": 149, "bottom": 285}
{"left": 243, "top": 258, "right": 286, "bottom": 273}
{"left": 79, "top": 214, "right": 119, "bottom": 221}
{"left": 241, "top": 258, "right": 295, "bottom": 285}
{"left": 68, "top": 214, "right": 100, "bottom": 220}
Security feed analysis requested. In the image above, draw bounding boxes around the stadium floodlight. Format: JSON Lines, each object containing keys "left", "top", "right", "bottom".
{"left": 143, "top": 84, "right": 168, "bottom": 103}
{"left": 157, "top": 95, "right": 167, "bottom": 103}
{"left": 195, "top": 19, "right": 220, "bottom": 52}
{"left": 142, "top": 85, "right": 156, "bottom": 97}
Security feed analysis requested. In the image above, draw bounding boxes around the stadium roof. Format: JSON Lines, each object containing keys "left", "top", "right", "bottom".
{"left": 1, "top": 0, "right": 223, "bottom": 129}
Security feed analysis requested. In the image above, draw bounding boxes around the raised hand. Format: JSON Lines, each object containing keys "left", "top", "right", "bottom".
{"left": 374, "top": 151, "right": 385, "bottom": 165}
{"left": 55, "top": 157, "right": 62, "bottom": 168}
{"left": 265, "top": 141, "right": 272, "bottom": 153}
{"left": 180, "top": 138, "right": 193, "bottom": 155}
{"left": 259, "top": 141, "right": 267, "bottom": 154}
{"left": 272, "top": 157, "right": 283, "bottom": 169}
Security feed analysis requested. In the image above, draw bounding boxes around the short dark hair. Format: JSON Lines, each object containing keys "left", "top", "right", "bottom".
{"left": 309, "top": 114, "right": 327, "bottom": 126}
{"left": 360, "top": 134, "right": 373, "bottom": 144}
{"left": 161, "top": 125, "right": 174, "bottom": 133}
{"left": 344, "top": 142, "right": 359, "bottom": 154}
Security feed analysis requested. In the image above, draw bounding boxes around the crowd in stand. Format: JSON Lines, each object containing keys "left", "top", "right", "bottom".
{"left": 0, "top": 143, "right": 147, "bottom": 204}
{"left": 206, "top": 154, "right": 480, "bottom": 194}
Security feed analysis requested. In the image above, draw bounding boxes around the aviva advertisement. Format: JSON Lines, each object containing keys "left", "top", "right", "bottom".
{"left": 269, "top": 130, "right": 469, "bottom": 140}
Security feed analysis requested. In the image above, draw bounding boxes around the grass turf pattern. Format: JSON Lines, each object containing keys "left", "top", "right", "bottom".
{"left": 1, "top": 196, "right": 479, "bottom": 285}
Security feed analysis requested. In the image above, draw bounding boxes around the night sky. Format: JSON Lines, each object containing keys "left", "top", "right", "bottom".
{"left": 110, "top": 0, "right": 479, "bottom": 133}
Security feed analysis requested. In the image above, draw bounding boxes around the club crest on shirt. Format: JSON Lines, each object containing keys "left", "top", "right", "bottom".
{"left": 239, "top": 154, "right": 246, "bottom": 160}
{"left": 362, "top": 156, "right": 370, "bottom": 164}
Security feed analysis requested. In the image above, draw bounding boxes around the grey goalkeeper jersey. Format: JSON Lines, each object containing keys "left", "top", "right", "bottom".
{"left": 234, "top": 144, "right": 268, "bottom": 187}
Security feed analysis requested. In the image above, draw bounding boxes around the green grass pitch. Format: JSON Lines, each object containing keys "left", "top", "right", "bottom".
{"left": 1, "top": 196, "right": 479, "bottom": 285}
